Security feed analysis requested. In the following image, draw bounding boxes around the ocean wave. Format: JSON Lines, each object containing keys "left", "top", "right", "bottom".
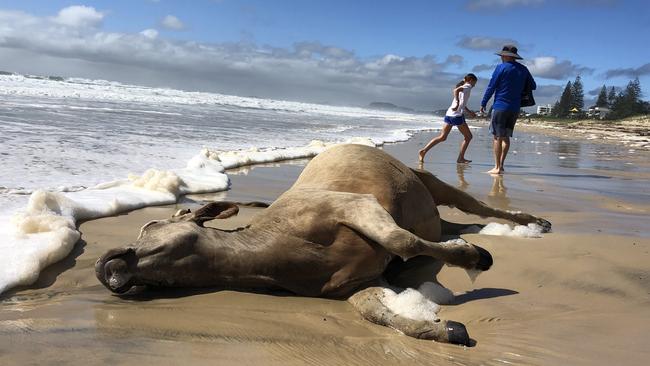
{"left": 0, "top": 74, "right": 429, "bottom": 122}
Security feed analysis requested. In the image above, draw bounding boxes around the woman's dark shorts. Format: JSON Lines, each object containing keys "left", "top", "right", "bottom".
{"left": 444, "top": 115, "right": 466, "bottom": 126}
{"left": 489, "top": 110, "right": 518, "bottom": 137}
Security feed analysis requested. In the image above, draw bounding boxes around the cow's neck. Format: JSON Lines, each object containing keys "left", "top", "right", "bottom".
{"left": 202, "top": 227, "right": 283, "bottom": 288}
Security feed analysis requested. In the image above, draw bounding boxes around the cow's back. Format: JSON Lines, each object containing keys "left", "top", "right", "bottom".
{"left": 292, "top": 144, "right": 440, "bottom": 237}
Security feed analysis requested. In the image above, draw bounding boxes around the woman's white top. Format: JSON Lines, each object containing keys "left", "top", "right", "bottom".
{"left": 445, "top": 83, "right": 473, "bottom": 117}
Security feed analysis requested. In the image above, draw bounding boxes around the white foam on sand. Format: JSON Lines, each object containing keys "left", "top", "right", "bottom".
{"left": 479, "top": 222, "right": 544, "bottom": 238}
{"left": 0, "top": 139, "right": 375, "bottom": 295}
{"left": 382, "top": 282, "right": 455, "bottom": 322}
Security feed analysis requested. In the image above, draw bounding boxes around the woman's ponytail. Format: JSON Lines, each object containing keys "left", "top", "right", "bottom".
{"left": 465, "top": 73, "right": 477, "bottom": 82}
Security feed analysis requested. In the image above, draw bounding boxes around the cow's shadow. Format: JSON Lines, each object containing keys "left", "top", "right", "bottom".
{"left": 450, "top": 288, "right": 518, "bottom": 305}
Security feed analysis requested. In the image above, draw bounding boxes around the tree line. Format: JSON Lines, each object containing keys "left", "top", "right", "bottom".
{"left": 551, "top": 76, "right": 649, "bottom": 119}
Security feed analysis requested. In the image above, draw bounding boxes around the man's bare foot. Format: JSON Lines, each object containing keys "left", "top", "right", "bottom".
{"left": 457, "top": 158, "right": 472, "bottom": 164}
{"left": 486, "top": 167, "right": 503, "bottom": 175}
{"left": 418, "top": 149, "right": 426, "bottom": 163}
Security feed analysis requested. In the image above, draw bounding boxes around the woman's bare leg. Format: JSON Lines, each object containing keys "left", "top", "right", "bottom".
{"left": 419, "top": 124, "right": 452, "bottom": 163}
{"left": 456, "top": 123, "right": 473, "bottom": 163}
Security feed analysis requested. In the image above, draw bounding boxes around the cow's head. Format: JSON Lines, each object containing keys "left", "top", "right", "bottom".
{"left": 95, "top": 202, "right": 239, "bottom": 294}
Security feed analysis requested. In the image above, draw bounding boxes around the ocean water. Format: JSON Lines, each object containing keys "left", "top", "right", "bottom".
{"left": 0, "top": 74, "right": 442, "bottom": 294}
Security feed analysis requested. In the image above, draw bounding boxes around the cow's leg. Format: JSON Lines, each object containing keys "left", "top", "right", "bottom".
{"left": 234, "top": 201, "right": 271, "bottom": 208}
{"left": 440, "top": 219, "right": 483, "bottom": 236}
{"left": 348, "top": 286, "right": 470, "bottom": 345}
{"left": 411, "top": 168, "right": 551, "bottom": 232}
{"left": 339, "top": 194, "right": 492, "bottom": 271}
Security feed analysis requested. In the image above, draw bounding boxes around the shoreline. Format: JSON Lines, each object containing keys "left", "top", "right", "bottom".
{"left": 2, "top": 125, "right": 649, "bottom": 365}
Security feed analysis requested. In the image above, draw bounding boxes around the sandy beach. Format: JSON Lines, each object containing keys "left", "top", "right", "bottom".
{"left": 1, "top": 125, "right": 649, "bottom": 366}
{"left": 517, "top": 115, "right": 650, "bottom": 151}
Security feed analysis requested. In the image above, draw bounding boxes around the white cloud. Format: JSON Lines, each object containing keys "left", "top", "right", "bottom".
{"left": 140, "top": 29, "right": 159, "bottom": 39}
{"left": 457, "top": 36, "right": 518, "bottom": 51}
{"left": 0, "top": 7, "right": 567, "bottom": 109}
{"left": 52, "top": 5, "right": 104, "bottom": 28}
{"left": 161, "top": 15, "right": 185, "bottom": 30}
{"left": 472, "top": 63, "right": 497, "bottom": 72}
{"left": 524, "top": 56, "right": 593, "bottom": 80}
{"left": 604, "top": 63, "right": 650, "bottom": 79}
{"left": 466, "top": 0, "right": 544, "bottom": 11}
{"left": 444, "top": 54, "right": 464, "bottom": 66}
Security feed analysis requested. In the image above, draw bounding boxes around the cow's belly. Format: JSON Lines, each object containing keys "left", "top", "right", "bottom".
{"left": 268, "top": 225, "right": 390, "bottom": 298}
{"left": 315, "top": 226, "right": 392, "bottom": 298}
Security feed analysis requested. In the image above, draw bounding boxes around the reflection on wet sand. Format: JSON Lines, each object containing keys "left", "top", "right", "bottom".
{"left": 456, "top": 164, "right": 469, "bottom": 190}
{"left": 454, "top": 164, "right": 510, "bottom": 210}
{"left": 551, "top": 140, "right": 581, "bottom": 169}
{"left": 486, "top": 174, "right": 510, "bottom": 210}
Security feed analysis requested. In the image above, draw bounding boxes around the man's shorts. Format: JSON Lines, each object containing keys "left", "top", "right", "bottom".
{"left": 444, "top": 115, "right": 466, "bottom": 126}
{"left": 489, "top": 109, "right": 519, "bottom": 137}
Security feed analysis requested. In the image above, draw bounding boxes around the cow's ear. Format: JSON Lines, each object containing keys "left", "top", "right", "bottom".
{"left": 191, "top": 201, "right": 239, "bottom": 226}
{"left": 172, "top": 208, "right": 192, "bottom": 218}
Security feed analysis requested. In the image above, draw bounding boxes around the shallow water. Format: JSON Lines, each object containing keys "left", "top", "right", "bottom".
{"left": 406, "top": 127, "right": 649, "bottom": 236}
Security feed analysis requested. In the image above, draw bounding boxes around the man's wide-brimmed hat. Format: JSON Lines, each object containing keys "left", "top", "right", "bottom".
{"left": 495, "top": 45, "right": 523, "bottom": 59}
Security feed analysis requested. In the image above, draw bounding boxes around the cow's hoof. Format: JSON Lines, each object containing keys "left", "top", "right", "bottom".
{"left": 473, "top": 245, "right": 493, "bottom": 271}
{"left": 537, "top": 218, "right": 552, "bottom": 233}
{"left": 446, "top": 321, "right": 470, "bottom": 346}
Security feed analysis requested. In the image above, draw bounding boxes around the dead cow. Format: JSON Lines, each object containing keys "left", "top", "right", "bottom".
{"left": 96, "top": 144, "right": 550, "bottom": 345}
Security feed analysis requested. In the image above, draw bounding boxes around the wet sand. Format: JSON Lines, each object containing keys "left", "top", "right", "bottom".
{"left": 1, "top": 126, "right": 649, "bottom": 365}
{"left": 517, "top": 115, "right": 650, "bottom": 150}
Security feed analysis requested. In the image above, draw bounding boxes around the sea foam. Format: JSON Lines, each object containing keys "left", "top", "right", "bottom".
{"left": 479, "top": 222, "right": 544, "bottom": 238}
{"left": 382, "top": 282, "right": 455, "bottom": 322}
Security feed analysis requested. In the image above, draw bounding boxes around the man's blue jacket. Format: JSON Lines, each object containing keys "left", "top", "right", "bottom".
{"left": 481, "top": 61, "right": 536, "bottom": 112}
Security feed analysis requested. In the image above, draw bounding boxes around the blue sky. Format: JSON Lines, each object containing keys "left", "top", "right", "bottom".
{"left": 0, "top": 0, "right": 648, "bottom": 109}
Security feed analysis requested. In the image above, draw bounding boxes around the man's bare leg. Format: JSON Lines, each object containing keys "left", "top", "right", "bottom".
{"left": 487, "top": 136, "right": 503, "bottom": 174}
{"left": 499, "top": 136, "right": 510, "bottom": 172}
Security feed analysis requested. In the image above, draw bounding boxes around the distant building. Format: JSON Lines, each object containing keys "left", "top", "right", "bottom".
{"left": 537, "top": 104, "right": 552, "bottom": 115}
{"left": 569, "top": 107, "right": 582, "bottom": 118}
{"left": 587, "top": 105, "right": 610, "bottom": 119}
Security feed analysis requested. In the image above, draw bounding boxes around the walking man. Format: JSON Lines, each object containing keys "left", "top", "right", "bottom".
{"left": 480, "top": 45, "right": 536, "bottom": 174}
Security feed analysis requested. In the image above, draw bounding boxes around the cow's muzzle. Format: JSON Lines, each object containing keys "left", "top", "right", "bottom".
{"left": 95, "top": 247, "right": 137, "bottom": 294}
